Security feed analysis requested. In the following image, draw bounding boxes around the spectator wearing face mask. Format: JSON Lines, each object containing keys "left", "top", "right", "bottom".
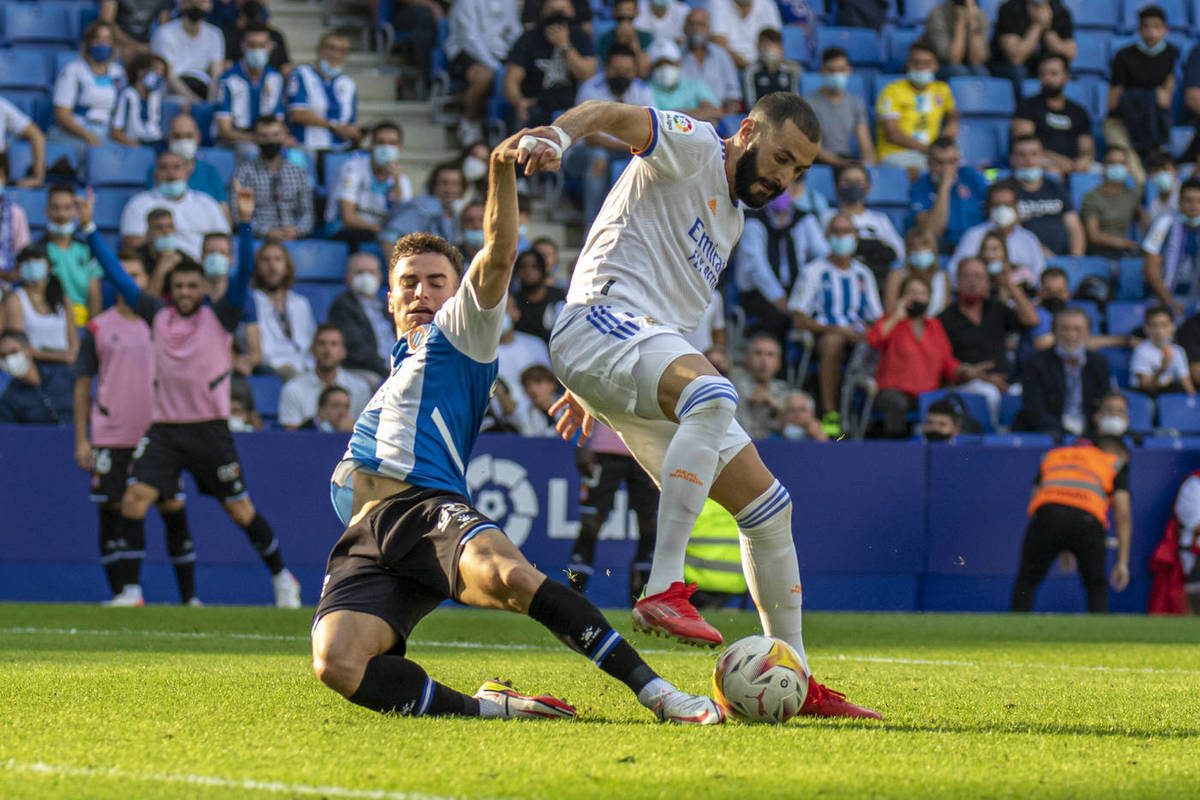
{"left": 709, "top": 0, "right": 782, "bottom": 70}
{"left": 51, "top": 22, "right": 125, "bottom": 155}
{"left": 327, "top": 122, "right": 413, "bottom": 248}
{"left": 328, "top": 251, "right": 392, "bottom": 381}
{"left": 1131, "top": 305, "right": 1197, "bottom": 397}
{"left": 232, "top": 117, "right": 314, "bottom": 241}
{"left": 151, "top": 114, "right": 228, "bottom": 209}
{"left": 1009, "top": 135, "right": 1083, "bottom": 257}
{"left": 790, "top": 213, "right": 884, "bottom": 434}
{"left": 151, "top": 0, "right": 225, "bottom": 103}
{"left": 741, "top": 29, "right": 801, "bottom": 107}
{"left": 633, "top": 0, "right": 689, "bottom": 48}
{"left": 1142, "top": 177, "right": 1200, "bottom": 317}
{"left": 1011, "top": 55, "right": 1094, "bottom": 176}
{"left": 285, "top": 33, "right": 362, "bottom": 152}
{"left": 513, "top": 249, "right": 566, "bottom": 342}
{"left": 3, "top": 247, "right": 78, "bottom": 372}
{"left": 1028, "top": 265, "right": 1069, "bottom": 349}
{"left": 978, "top": 230, "right": 1037, "bottom": 305}
{"left": 923, "top": 0, "right": 990, "bottom": 78}
{"left": 278, "top": 325, "right": 372, "bottom": 429}
{"left": 215, "top": 23, "right": 286, "bottom": 154}
{"left": 771, "top": 390, "right": 828, "bottom": 442}
{"left": 1081, "top": 147, "right": 1147, "bottom": 260}
{"left": 1015, "top": 307, "right": 1110, "bottom": 437}
{"left": 682, "top": 8, "right": 740, "bottom": 113}
{"left": 804, "top": 47, "right": 875, "bottom": 168}
{"left": 505, "top": 0, "right": 597, "bottom": 130}
{"left": 869, "top": 274, "right": 990, "bottom": 438}
{"left": 1146, "top": 150, "right": 1179, "bottom": 220}
{"left": 920, "top": 397, "right": 963, "bottom": 442}
{"left": 646, "top": 41, "right": 722, "bottom": 124}
{"left": 884, "top": 227, "right": 950, "bottom": 317}
{"left": 876, "top": 43, "right": 958, "bottom": 174}
{"left": 821, "top": 162, "right": 906, "bottom": 288}
{"left": 38, "top": 185, "right": 99, "bottom": 325}
{"left": 458, "top": 201, "right": 486, "bottom": 264}
{"left": 730, "top": 332, "right": 789, "bottom": 439}
{"left": 123, "top": 151, "right": 227, "bottom": 259}
{"left": 949, "top": 180, "right": 1046, "bottom": 280}
{"left": 298, "top": 385, "right": 354, "bottom": 432}
{"left": 0, "top": 154, "right": 32, "bottom": 286}
{"left": 111, "top": 53, "right": 167, "bottom": 148}
{"left": 224, "top": 1, "right": 290, "bottom": 73}
{"left": 0, "top": 329, "right": 74, "bottom": 424}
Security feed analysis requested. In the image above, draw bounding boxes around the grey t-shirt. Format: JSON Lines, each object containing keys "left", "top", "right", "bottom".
{"left": 803, "top": 90, "right": 868, "bottom": 158}
{"left": 923, "top": 2, "right": 991, "bottom": 64}
{"left": 1081, "top": 185, "right": 1140, "bottom": 256}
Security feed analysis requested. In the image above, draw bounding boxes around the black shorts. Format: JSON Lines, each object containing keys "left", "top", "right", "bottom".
{"left": 90, "top": 446, "right": 185, "bottom": 504}
{"left": 312, "top": 485, "right": 503, "bottom": 656}
{"left": 448, "top": 51, "right": 480, "bottom": 81}
{"left": 130, "top": 421, "right": 248, "bottom": 502}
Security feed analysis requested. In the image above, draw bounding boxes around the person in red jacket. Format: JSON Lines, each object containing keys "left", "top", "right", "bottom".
{"left": 866, "top": 273, "right": 991, "bottom": 437}
{"left": 1154, "top": 470, "right": 1200, "bottom": 615}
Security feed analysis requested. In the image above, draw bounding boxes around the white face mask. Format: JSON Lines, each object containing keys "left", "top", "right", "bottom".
{"left": 2, "top": 350, "right": 30, "bottom": 379}
{"left": 652, "top": 64, "right": 680, "bottom": 90}
{"left": 990, "top": 204, "right": 1018, "bottom": 228}
{"left": 1097, "top": 415, "right": 1128, "bottom": 436}
{"left": 781, "top": 423, "right": 806, "bottom": 440}
{"left": 229, "top": 415, "right": 252, "bottom": 432}
{"left": 351, "top": 271, "right": 381, "bottom": 297}
{"left": 169, "top": 138, "right": 198, "bottom": 160}
{"left": 462, "top": 156, "right": 487, "bottom": 182}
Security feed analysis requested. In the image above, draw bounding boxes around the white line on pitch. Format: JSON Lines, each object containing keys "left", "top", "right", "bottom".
{"left": 0, "top": 759, "right": 494, "bottom": 800}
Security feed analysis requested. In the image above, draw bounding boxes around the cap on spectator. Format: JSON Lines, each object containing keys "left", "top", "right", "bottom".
{"left": 647, "top": 40, "right": 682, "bottom": 67}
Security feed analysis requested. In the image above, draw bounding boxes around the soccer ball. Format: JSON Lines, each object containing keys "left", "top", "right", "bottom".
{"left": 712, "top": 635, "right": 809, "bottom": 724}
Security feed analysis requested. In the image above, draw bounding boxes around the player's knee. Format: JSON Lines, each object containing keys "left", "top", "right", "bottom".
{"left": 224, "top": 498, "right": 256, "bottom": 527}
{"left": 157, "top": 498, "right": 185, "bottom": 513}
{"left": 120, "top": 484, "right": 156, "bottom": 518}
{"left": 676, "top": 375, "right": 738, "bottom": 424}
{"left": 311, "top": 636, "right": 367, "bottom": 697}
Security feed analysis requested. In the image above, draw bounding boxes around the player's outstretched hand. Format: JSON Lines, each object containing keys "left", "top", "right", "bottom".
{"left": 75, "top": 188, "right": 95, "bottom": 229}
{"left": 233, "top": 178, "right": 255, "bottom": 224}
{"left": 505, "top": 126, "right": 569, "bottom": 175}
{"left": 550, "top": 391, "right": 594, "bottom": 446}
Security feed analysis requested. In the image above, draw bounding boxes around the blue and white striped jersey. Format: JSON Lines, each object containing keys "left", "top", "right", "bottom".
{"left": 216, "top": 61, "right": 284, "bottom": 131}
{"left": 787, "top": 257, "right": 882, "bottom": 330}
{"left": 338, "top": 276, "right": 505, "bottom": 498}
{"left": 285, "top": 63, "right": 356, "bottom": 149}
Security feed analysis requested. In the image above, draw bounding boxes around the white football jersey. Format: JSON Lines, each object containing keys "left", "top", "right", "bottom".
{"left": 567, "top": 107, "right": 744, "bottom": 333}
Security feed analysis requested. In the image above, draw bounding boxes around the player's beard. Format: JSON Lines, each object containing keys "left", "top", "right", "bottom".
{"left": 733, "top": 145, "right": 783, "bottom": 209}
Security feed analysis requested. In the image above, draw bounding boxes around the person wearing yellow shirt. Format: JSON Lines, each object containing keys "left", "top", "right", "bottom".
{"left": 876, "top": 42, "right": 959, "bottom": 176}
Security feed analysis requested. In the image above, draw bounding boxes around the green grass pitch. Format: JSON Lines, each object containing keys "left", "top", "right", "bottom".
{"left": 2, "top": 603, "right": 1198, "bottom": 799}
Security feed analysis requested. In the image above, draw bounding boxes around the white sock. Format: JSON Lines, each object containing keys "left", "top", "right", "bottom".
{"left": 735, "top": 480, "right": 810, "bottom": 674}
{"left": 645, "top": 376, "right": 739, "bottom": 596}
{"left": 636, "top": 677, "right": 675, "bottom": 708}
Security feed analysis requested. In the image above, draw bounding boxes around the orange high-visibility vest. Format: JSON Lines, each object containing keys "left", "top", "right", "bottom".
{"left": 1028, "top": 444, "right": 1120, "bottom": 526}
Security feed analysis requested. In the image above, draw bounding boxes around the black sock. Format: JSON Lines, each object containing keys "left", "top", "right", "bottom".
{"left": 240, "top": 513, "right": 285, "bottom": 574}
{"left": 99, "top": 507, "right": 122, "bottom": 594}
{"left": 348, "top": 655, "right": 480, "bottom": 717}
{"left": 116, "top": 515, "right": 146, "bottom": 588}
{"left": 161, "top": 508, "right": 196, "bottom": 603}
{"left": 527, "top": 578, "right": 656, "bottom": 694}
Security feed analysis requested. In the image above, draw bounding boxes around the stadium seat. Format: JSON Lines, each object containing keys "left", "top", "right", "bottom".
{"left": 1116, "top": 257, "right": 1144, "bottom": 301}
{"left": 592, "top": 19, "right": 614, "bottom": 50}
{"left": 1141, "top": 435, "right": 1200, "bottom": 449}
{"left": 93, "top": 188, "right": 136, "bottom": 231}
{"left": 917, "top": 390, "right": 994, "bottom": 433}
{"left": 865, "top": 164, "right": 910, "bottom": 206}
{"left": 948, "top": 77, "right": 1015, "bottom": 118}
{"left": 814, "top": 27, "right": 881, "bottom": 70}
{"left": 190, "top": 102, "right": 217, "bottom": 147}
{"left": 955, "top": 119, "right": 1002, "bottom": 168}
{"left": 1120, "top": 389, "right": 1154, "bottom": 432}
{"left": 1105, "top": 301, "right": 1146, "bottom": 336}
{"left": 196, "top": 147, "right": 236, "bottom": 188}
{"left": 1072, "top": 31, "right": 1112, "bottom": 76}
{"left": 1170, "top": 126, "right": 1194, "bottom": 160}
{"left": 782, "top": 25, "right": 810, "bottom": 65}
{"left": 2, "top": 3, "right": 74, "bottom": 45}
{"left": 1047, "top": 256, "right": 1111, "bottom": 291}
{"left": 1064, "top": 79, "right": 1102, "bottom": 120}
{"left": 999, "top": 393, "right": 1023, "bottom": 429}
{"left": 1069, "top": 172, "right": 1103, "bottom": 211}
{"left": 872, "top": 73, "right": 906, "bottom": 100}
{"left": 1063, "top": 0, "right": 1120, "bottom": 29}
{"left": 0, "top": 50, "right": 52, "bottom": 90}
{"left": 12, "top": 187, "right": 47, "bottom": 228}
{"left": 899, "top": 0, "right": 941, "bottom": 28}
{"left": 284, "top": 239, "right": 351, "bottom": 281}
{"left": 609, "top": 157, "right": 630, "bottom": 186}
{"left": 1101, "top": 347, "right": 1132, "bottom": 388}
{"left": 292, "top": 282, "right": 344, "bottom": 324}
{"left": 87, "top": 145, "right": 157, "bottom": 188}
{"left": 247, "top": 375, "right": 283, "bottom": 420}
{"left": 1068, "top": 299, "right": 1100, "bottom": 327}
{"left": 806, "top": 163, "right": 836, "bottom": 204}
{"left": 982, "top": 433, "right": 1056, "bottom": 448}
{"left": 884, "top": 26, "right": 921, "bottom": 73}
{"left": 1158, "top": 394, "right": 1200, "bottom": 433}
{"left": 1121, "top": 0, "right": 1188, "bottom": 32}
{"left": 798, "top": 72, "right": 868, "bottom": 100}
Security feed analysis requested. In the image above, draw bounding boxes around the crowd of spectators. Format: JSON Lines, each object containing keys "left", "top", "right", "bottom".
{"left": 2, "top": 0, "right": 1200, "bottom": 449}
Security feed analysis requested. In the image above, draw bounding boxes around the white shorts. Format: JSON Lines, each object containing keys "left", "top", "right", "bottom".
{"left": 549, "top": 303, "right": 751, "bottom": 485}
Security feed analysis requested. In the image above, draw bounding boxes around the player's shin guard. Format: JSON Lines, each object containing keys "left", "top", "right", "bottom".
{"left": 161, "top": 508, "right": 196, "bottom": 604}
{"left": 114, "top": 515, "right": 146, "bottom": 590}
{"left": 647, "top": 375, "right": 739, "bottom": 595}
{"left": 348, "top": 655, "right": 480, "bottom": 717}
{"left": 735, "top": 480, "right": 810, "bottom": 673}
{"left": 241, "top": 513, "right": 285, "bottom": 574}
{"left": 98, "top": 506, "right": 123, "bottom": 593}
{"left": 527, "top": 578, "right": 657, "bottom": 694}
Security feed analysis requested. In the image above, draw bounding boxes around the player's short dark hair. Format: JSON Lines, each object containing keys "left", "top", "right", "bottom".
{"left": 146, "top": 207, "right": 173, "bottom": 225}
{"left": 252, "top": 113, "right": 283, "bottom": 131}
{"left": 520, "top": 364, "right": 557, "bottom": 388}
{"left": 909, "top": 40, "right": 937, "bottom": 61}
{"left": 748, "top": 92, "right": 821, "bottom": 147}
{"left": 1053, "top": 306, "right": 1091, "bottom": 331}
{"left": 1138, "top": 4, "right": 1166, "bottom": 23}
{"left": 1144, "top": 304, "right": 1174, "bottom": 325}
{"left": 165, "top": 260, "right": 205, "bottom": 295}
{"left": 371, "top": 120, "right": 403, "bottom": 143}
{"left": 242, "top": 20, "right": 271, "bottom": 39}
{"left": 390, "top": 232, "right": 465, "bottom": 280}
{"left": 1009, "top": 133, "right": 1041, "bottom": 154}
{"left": 0, "top": 328, "right": 30, "bottom": 348}
{"left": 607, "top": 42, "right": 637, "bottom": 62}
{"left": 1040, "top": 266, "right": 1068, "bottom": 284}
{"left": 757, "top": 27, "right": 782, "bottom": 45}
{"left": 821, "top": 46, "right": 847, "bottom": 64}
{"left": 926, "top": 399, "right": 960, "bottom": 422}
{"left": 318, "top": 385, "right": 350, "bottom": 408}
{"left": 1180, "top": 176, "right": 1200, "bottom": 196}
{"left": 46, "top": 183, "right": 76, "bottom": 202}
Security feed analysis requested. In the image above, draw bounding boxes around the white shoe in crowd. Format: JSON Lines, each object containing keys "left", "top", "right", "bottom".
{"left": 186, "top": 597, "right": 204, "bottom": 607}
{"left": 272, "top": 569, "right": 301, "bottom": 608}
{"left": 102, "top": 585, "right": 144, "bottom": 607}
{"left": 457, "top": 117, "right": 483, "bottom": 147}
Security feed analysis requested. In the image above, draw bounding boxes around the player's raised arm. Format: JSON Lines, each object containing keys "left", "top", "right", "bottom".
{"left": 502, "top": 100, "right": 653, "bottom": 175}
{"left": 216, "top": 179, "right": 257, "bottom": 328}
{"left": 465, "top": 135, "right": 523, "bottom": 309}
{"left": 78, "top": 189, "right": 162, "bottom": 323}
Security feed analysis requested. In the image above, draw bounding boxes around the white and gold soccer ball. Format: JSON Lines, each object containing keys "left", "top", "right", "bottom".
{"left": 712, "top": 635, "right": 809, "bottom": 724}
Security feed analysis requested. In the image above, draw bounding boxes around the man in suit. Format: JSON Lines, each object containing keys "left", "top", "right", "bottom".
{"left": 327, "top": 251, "right": 392, "bottom": 382}
{"left": 1016, "top": 307, "right": 1111, "bottom": 438}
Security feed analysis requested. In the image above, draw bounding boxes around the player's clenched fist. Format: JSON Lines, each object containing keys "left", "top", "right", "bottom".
{"left": 504, "top": 125, "right": 572, "bottom": 175}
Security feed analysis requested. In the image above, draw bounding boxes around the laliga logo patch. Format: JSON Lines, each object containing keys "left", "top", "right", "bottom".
{"left": 664, "top": 113, "right": 694, "bottom": 135}
{"left": 466, "top": 453, "right": 538, "bottom": 547}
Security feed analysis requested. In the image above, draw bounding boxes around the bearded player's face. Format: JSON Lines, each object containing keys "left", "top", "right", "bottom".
{"left": 734, "top": 118, "right": 818, "bottom": 209}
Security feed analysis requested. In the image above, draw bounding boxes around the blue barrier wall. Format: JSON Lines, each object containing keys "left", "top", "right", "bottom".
{"left": 1, "top": 425, "right": 1195, "bottom": 612}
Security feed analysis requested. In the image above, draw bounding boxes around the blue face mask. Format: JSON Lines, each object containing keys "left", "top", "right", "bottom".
{"left": 829, "top": 235, "right": 856, "bottom": 256}
{"left": 1152, "top": 171, "right": 1175, "bottom": 193}
{"left": 155, "top": 234, "right": 179, "bottom": 253}
{"left": 245, "top": 48, "right": 270, "bottom": 71}
{"left": 1185, "top": 214, "right": 1200, "bottom": 228}
{"left": 88, "top": 44, "right": 113, "bottom": 63}
{"left": 1137, "top": 37, "right": 1167, "bottom": 56}
{"left": 47, "top": 220, "right": 77, "bottom": 237}
{"left": 907, "top": 69, "right": 934, "bottom": 88}
{"left": 319, "top": 58, "right": 342, "bottom": 78}
{"left": 1104, "top": 163, "right": 1128, "bottom": 184}
{"left": 372, "top": 144, "right": 401, "bottom": 166}
{"left": 823, "top": 72, "right": 849, "bottom": 92}
{"left": 909, "top": 250, "right": 935, "bottom": 270}
{"left": 203, "top": 252, "right": 230, "bottom": 277}
{"left": 141, "top": 72, "right": 163, "bottom": 92}
{"left": 158, "top": 180, "right": 187, "bottom": 200}
{"left": 20, "top": 259, "right": 48, "bottom": 283}
{"left": 463, "top": 229, "right": 485, "bottom": 248}
{"left": 1014, "top": 166, "right": 1043, "bottom": 184}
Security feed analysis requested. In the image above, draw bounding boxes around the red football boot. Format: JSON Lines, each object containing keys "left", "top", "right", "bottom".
{"left": 800, "top": 678, "right": 883, "bottom": 720}
{"left": 631, "top": 581, "right": 724, "bottom": 647}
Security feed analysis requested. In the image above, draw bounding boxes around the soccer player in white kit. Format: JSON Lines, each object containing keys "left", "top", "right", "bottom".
{"left": 517, "top": 92, "right": 880, "bottom": 719}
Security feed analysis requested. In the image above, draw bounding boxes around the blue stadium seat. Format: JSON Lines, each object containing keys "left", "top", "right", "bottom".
{"left": 23, "top": 43, "right": 73, "bottom": 76}
{"left": 247, "top": 375, "right": 283, "bottom": 420}
{"left": 798, "top": 72, "right": 869, "bottom": 100}
{"left": 884, "top": 26, "right": 921, "bottom": 73}
{"left": 54, "top": 49, "right": 78, "bottom": 76}
{"left": 999, "top": 393, "right": 1023, "bottom": 428}
{"left": 1121, "top": 0, "right": 1188, "bottom": 32}
{"left": 717, "top": 113, "right": 746, "bottom": 138}
{"left": 321, "top": 149, "right": 357, "bottom": 198}
{"left": 982, "top": 433, "right": 1056, "bottom": 448}
{"left": 12, "top": 187, "right": 47, "bottom": 228}
{"left": 806, "top": 163, "right": 836, "bottom": 205}
{"left": 1120, "top": 389, "right": 1154, "bottom": 432}
{"left": 918, "top": 390, "right": 994, "bottom": 433}
{"left": 814, "top": 27, "right": 881, "bottom": 70}
{"left": 93, "top": 188, "right": 136, "bottom": 231}
{"left": 1106, "top": 301, "right": 1146, "bottom": 336}
{"left": 782, "top": 25, "right": 810, "bottom": 65}
{"left": 292, "top": 282, "right": 345, "bottom": 324}
{"left": 190, "top": 102, "right": 217, "bottom": 147}
{"left": 283, "top": 239, "right": 351, "bottom": 281}
{"left": 948, "top": 77, "right": 1015, "bottom": 117}
{"left": 1069, "top": 172, "right": 1103, "bottom": 211}
{"left": 899, "top": 0, "right": 942, "bottom": 27}
{"left": 47, "top": 0, "right": 98, "bottom": 40}
{"left": 1063, "top": 0, "right": 1121, "bottom": 29}
{"left": 1047, "top": 256, "right": 1111, "bottom": 291}
{"left": 1116, "top": 257, "right": 1144, "bottom": 301}
{"left": 865, "top": 164, "right": 910, "bottom": 206}
{"left": 87, "top": 144, "right": 157, "bottom": 188}
{"left": 1101, "top": 346, "right": 1132, "bottom": 387}
{"left": 1066, "top": 78, "right": 1104, "bottom": 121}
{"left": 592, "top": 19, "right": 614, "bottom": 50}
{"left": 955, "top": 119, "right": 1002, "bottom": 167}
{"left": 0, "top": 50, "right": 52, "bottom": 90}
{"left": 196, "top": 147, "right": 235, "bottom": 188}
{"left": 1169, "top": 126, "right": 1193, "bottom": 159}
{"left": 1159, "top": 393, "right": 1200, "bottom": 432}
{"left": 1142, "top": 435, "right": 1200, "bottom": 449}
{"left": 872, "top": 73, "right": 906, "bottom": 100}
{"left": 1072, "top": 31, "right": 1112, "bottom": 76}
{"left": 2, "top": 3, "right": 74, "bottom": 45}
{"left": 1069, "top": 299, "right": 1100, "bottom": 327}
{"left": 1020, "top": 78, "right": 1042, "bottom": 98}
{"left": 609, "top": 157, "right": 630, "bottom": 185}
{"left": 3, "top": 88, "right": 52, "bottom": 131}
